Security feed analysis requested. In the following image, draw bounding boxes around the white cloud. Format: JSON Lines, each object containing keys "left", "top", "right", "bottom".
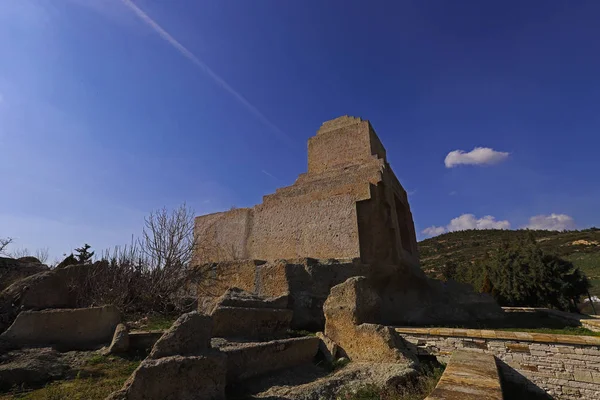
{"left": 525, "top": 214, "right": 576, "bottom": 231}
{"left": 422, "top": 213, "right": 511, "bottom": 237}
{"left": 448, "top": 214, "right": 511, "bottom": 231}
{"left": 422, "top": 226, "right": 446, "bottom": 236}
{"left": 444, "top": 147, "right": 509, "bottom": 168}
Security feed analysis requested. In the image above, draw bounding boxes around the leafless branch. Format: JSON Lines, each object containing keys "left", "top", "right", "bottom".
{"left": 0, "top": 237, "right": 13, "bottom": 255}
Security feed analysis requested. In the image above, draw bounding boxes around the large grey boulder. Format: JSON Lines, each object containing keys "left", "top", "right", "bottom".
{"left": 1, "top": 305, "right": 121, "bottom": 350}
{"left": 148, "top": 312, "right": 212, "bottom": 359}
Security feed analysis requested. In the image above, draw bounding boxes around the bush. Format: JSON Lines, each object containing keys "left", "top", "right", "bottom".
{"left": 71, "top": 203, "right": 213, "bottom": 316}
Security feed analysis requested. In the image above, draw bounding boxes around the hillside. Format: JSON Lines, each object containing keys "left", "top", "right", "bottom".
{"left": 418, "top": 228, "right": 600, "bottom": 297}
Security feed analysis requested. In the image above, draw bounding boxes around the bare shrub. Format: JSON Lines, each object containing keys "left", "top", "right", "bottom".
{"left": 9, "top": 247, "right": 30, "bottom": 259}
{"left": 0, "top": 237, "right": 13, "bottom": 255}
{"left": 75, "top": 204, "right": 215, "bottom": 316}
{"left": 139, "top": 203, "right": 195, "bottom": 269}
{"left": 34, "top": 248, "right": 50, "bottom": 264}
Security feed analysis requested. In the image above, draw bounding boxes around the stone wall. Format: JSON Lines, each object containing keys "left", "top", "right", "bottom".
{"left": 197, "top": 259, "right": 369, "bottom": 330}
{"left": 395, "top": 327, "right": 600, "bottom": 399}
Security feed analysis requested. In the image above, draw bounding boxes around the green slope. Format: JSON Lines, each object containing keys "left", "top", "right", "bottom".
{"left": 418, "top": 228, "right": 600, "bottom": 297}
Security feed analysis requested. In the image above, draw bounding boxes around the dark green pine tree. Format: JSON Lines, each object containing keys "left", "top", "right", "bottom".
{"left": 74, "top": 244, "right": 95, "bottom": 264}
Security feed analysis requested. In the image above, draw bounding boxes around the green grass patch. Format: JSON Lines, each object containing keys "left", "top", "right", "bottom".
{"left": 125, "top": 314, "right": 176, "bottom": 331}
{"left": 2, "top": 354, "right": 140, "bottom": 400}
{"left": 287, "top": 329, "right": 316, "bottom": 338}
{"left": 496, "top": 326, "right": 600, "bottom": 337}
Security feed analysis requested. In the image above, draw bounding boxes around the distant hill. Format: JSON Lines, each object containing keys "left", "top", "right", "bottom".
{"left": 418, "top": 228, "right": 600, "bottom": 298}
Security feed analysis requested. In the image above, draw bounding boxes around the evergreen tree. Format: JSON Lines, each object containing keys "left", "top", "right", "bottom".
{"left": 74, "top": 244, "right": 95, "bottom": 264}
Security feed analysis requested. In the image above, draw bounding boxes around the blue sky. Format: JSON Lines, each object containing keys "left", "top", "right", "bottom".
{"left": 1, "top": 0, "right": 599, "bottom": 262}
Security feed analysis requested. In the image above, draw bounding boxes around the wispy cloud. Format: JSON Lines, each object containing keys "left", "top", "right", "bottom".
{"left": 444, "top": 147, "right": 509, "bottom": 168}
{"left": 120, "top": 0, "right": 290, "bottom": 143}
{"left": 261, "top": 169, "right": 278, "bottom": 180}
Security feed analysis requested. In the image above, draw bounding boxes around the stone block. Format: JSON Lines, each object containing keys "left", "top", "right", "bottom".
{"left": 217, "top": 336, "right": 319, "bottom": 382}
{"left": 107, "top": 354, "right": 226, "bottom": 400}
{"left": 127, "top": 331, "right": 163, "bottom": 352}
{"left": 0, "top": 305, "right": 120, "bottom": 350}
{"left": 323, "top": 277, "right": 415, "bottom": 365}
{"left": 211, "top": 306, "right": 292, "bottom": 339}
{"left": 107, "top": 323, "right": 129, "bottom": 354}
{"left": 213, "top": 287, "right": 288, "bottom": 310}
{"left": 148, "top": 312, "right": 212, "bottom": 359}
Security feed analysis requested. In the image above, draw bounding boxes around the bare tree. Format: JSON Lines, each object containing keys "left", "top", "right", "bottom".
{"left": 139, "top": 203, "right": 196, "bottom": 269}
{"left": 35, "top": 248, "right": 50, "bottom": 264}
{"left": 9, "top": 247, "right": 30, "bottom": 259}
{"left": 0, "top": 237, "right": 13, "bottom": 255}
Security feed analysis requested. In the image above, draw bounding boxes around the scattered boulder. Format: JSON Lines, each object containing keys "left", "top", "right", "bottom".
{"left": 1, "top": 305, "right": 121, "bottom": 350}
{"left": 323, "top": 276, "right": 416, "bottom": 365}
{"left": 106, "top": 354, "right": 227, "bottom": 400}
{"left": 148, "top": 312, "right": 212, "bottom": 359}
{"left": 107, "top": 323, "right": 129, "bottom": 354}
{"left": 0, "top": 347, "right": 69, "bottom": 390}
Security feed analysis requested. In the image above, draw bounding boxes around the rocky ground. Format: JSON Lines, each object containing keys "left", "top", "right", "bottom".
{"left": 0, "top": 349, "right": 141, "bottom": 399}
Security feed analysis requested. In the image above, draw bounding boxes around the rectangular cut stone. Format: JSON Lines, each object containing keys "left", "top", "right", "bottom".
{"left": 218, "top": 337, "right": 319, "bottom": 382}
{"left": 211, "top": 306, "right": 293, "bottom": 339}
{"left": 0, "top": 305, "right": 120, "bottom": 350}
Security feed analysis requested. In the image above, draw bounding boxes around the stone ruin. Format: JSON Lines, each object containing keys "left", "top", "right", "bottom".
{"left": 194, "top": 116, "right": 503, "bottom": 328}
{"left": 0, "top": 116, "right": 508, "bottom": 400}
{"left": 195, "top": 115, "right": 419, "bottom": 268}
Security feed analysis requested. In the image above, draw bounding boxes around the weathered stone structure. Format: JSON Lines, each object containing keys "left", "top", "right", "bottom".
{"left": 194, "top": 116, "right": 504, "bottom": 328}
{"left": 194, "top": 116, "right": 419, "bottom": 269}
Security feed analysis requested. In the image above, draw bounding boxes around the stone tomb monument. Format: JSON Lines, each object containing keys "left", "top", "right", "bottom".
{"left": 194, "top": 116, "right": 503, "bottom": 327}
